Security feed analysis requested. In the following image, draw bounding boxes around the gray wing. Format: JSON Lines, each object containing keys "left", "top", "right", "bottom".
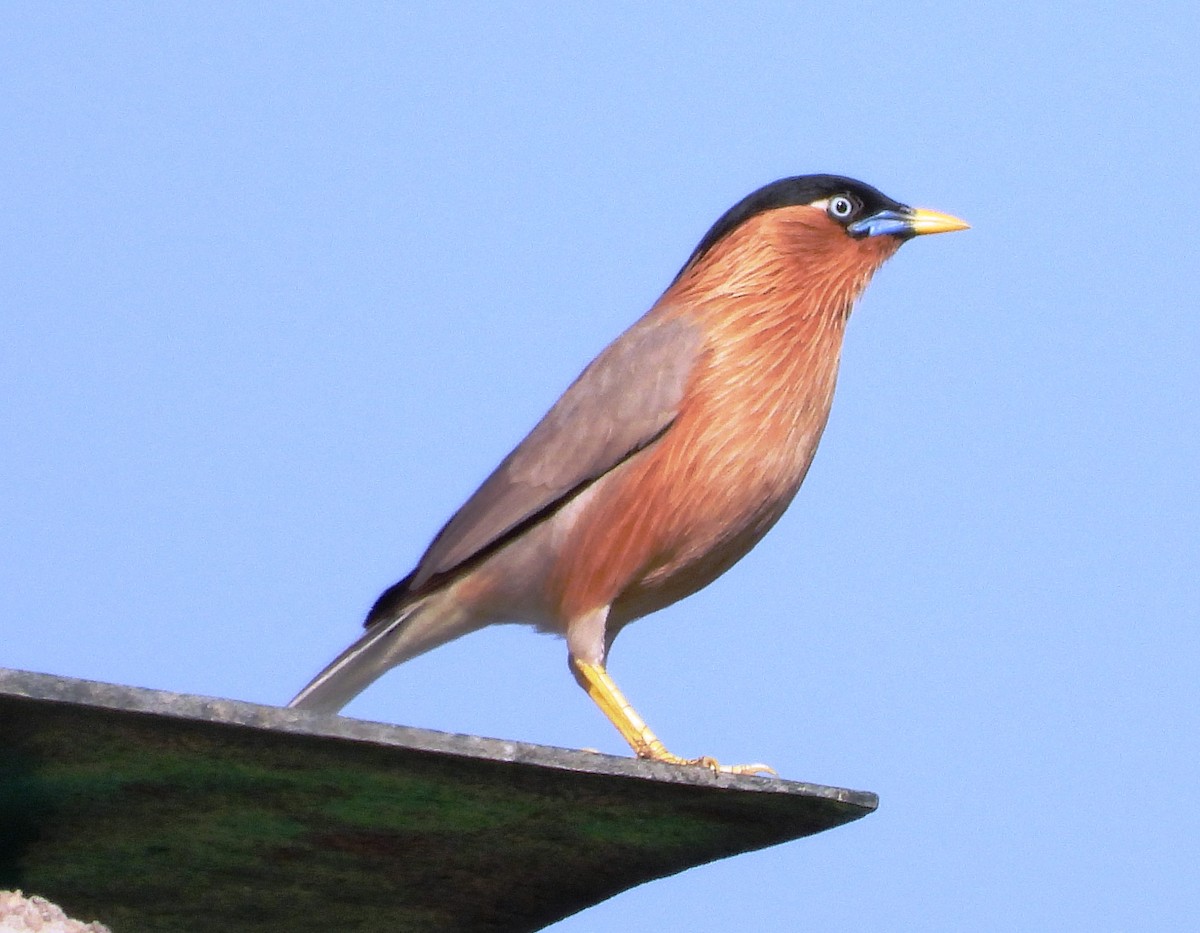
{"left": 404, "top": 313, "right": 703, "bottom": 596}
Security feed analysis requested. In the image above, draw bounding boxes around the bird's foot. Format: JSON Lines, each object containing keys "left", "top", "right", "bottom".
{"left": 639, "top": 746, "right": 777, "bottom": 776}
{"left": 571, "top": 658, "right": 776, "bottom": 776}
{"left": 713, "top": 760, "right": 778, "bottom": 777}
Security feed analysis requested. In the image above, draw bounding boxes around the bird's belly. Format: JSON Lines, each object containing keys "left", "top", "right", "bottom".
{"left": 479, "top": 405, "right": 828, "bottom": 640}
{"left": 604, "top": 416, "right": 824, "bottom": 624}
{"left": 613, "top": 471, "right": 802, "bottom": 623}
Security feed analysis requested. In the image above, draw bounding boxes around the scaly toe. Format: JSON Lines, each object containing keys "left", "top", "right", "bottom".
{"left": 718, "top": 761, "right": 777, "bottom": 776}
{"left": 672, "top": 755, "right": 777, "bottom": 776}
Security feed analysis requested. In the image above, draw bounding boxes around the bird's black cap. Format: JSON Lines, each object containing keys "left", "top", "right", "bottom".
{"left": 676, "top": 174, "right": 908, "bottom": 279}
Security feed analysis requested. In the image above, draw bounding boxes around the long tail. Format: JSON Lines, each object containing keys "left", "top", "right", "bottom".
{"left": 287, "top": 593, "right": 472, "bottom": 713}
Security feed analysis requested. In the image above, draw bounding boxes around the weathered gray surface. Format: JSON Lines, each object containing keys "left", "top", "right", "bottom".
{"left": 0, "top": 668, "right": 876, "bottom": 932}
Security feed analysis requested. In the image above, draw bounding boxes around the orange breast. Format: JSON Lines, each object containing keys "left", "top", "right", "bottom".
{"left": 549, "top": 204, "right": 901, "bottom": 626}
{"left": 553, "top": 304, "right": 845, "bottom": 623}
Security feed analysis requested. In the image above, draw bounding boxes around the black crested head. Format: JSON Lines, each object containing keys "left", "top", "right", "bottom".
{"left": 674, "top": 175, "right": 908, "bottom": 281}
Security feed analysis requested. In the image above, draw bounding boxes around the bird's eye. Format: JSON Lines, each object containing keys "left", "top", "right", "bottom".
{"left": 828, "top": 195, "right": 857, "bottom": 221}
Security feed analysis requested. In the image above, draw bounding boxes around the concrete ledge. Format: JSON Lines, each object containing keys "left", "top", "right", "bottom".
{"left": 0, "top": 668, "right": 876, "bottom": 932}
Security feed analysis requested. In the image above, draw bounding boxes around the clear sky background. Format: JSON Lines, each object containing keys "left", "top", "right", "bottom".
{"left": 3, "top": 4, "right": 1197, "bottom": 930}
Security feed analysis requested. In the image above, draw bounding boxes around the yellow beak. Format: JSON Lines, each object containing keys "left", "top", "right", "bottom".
{"left": 906, "top": 207, "right": 971, "bottom": 236}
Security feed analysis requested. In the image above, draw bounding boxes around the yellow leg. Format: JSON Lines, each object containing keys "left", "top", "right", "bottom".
{"left": 572, "top": 658, "right": 776, "bottom": 776}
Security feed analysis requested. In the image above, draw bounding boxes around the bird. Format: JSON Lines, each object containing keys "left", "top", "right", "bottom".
{"left": 289, "top": 174, "right": 967, "bottom": 774}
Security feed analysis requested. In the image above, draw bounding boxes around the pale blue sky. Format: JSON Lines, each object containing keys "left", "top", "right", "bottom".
{"left": 3, "top": 4, "right": 1198, "bottom": 929}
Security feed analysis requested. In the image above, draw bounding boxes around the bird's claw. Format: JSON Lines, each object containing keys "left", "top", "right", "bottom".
{"left": 573, "top": 659, "right": 778, "bottom": 777}
{"left": 715, "top": 761, "right": 778, "bottom": 777}
{"left": 640, "top": 748, "right": 777, "bottom": 776}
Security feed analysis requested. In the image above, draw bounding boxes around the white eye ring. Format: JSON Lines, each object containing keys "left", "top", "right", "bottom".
{"left": 828, "top": 195, "right": 856, "bottom": 220}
